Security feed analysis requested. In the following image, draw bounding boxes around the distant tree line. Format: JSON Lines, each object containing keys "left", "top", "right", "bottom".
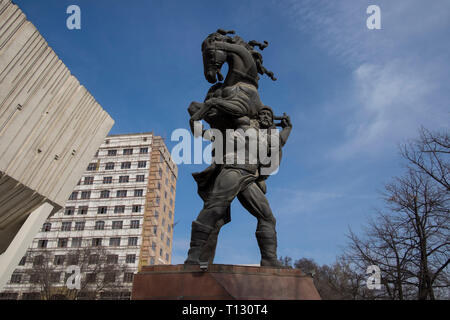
{"left": 280, "top": 128, "right": 449, "bottom": 300}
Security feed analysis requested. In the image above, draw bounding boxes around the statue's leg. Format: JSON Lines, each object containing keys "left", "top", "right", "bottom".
{"left": 185, "top": 169, "right": 242, "bottom": 265}
{"left": 184, "top": 206, "right": 228, "bottom": 265}
{"left": 237, "top": 183, "right": 284, "bottom": 267}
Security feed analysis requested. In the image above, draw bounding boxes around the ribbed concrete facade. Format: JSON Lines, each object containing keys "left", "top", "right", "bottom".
{"left": 0, "top": 0, "right": 114, "bottom": 289}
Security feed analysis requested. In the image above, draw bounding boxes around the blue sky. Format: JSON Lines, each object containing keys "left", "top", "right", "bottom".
{"left": 14, "top": 0, "right": 450, "bottom": 266}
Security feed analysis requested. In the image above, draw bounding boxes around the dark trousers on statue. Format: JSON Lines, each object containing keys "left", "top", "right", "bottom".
{"left": 185, "top": 170, "right": 282, "bottom": 267}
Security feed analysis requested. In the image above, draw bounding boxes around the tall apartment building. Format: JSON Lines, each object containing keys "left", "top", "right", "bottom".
{"left": 0, "top": 132, "right": 178, "bottom": 300}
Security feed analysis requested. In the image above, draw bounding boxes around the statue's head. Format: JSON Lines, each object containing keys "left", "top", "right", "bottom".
{"left": 258, "top": 106, "right": 274, "bottom": 129}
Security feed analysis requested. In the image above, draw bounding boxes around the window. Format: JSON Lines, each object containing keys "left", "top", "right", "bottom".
{"left": 109, "top": 237, "right": 121, "bottom": 246}
{"left": 160, "top": 248, "right": 163, "bottom": 256}
{"left": 37, "top": 240, "right": 47, "bottom": 248}
{"left": 29, "top": 274, "right": 40, "bottom": 283}
{"left": 168, "top": 225, "right": 171, "bottom": 233}
{"left": 119, "top": 176, "right": 129, "bottom": 183}
{"left": 107, "top": 149, "right": 117, "bottom": 156}
{"left": 157, "top": 182, "right": 161, "bottom": 190}
{"left": 136, "top": 174, "right": 145, "bottom": 182}
{"left": 106, "top": 255, "right": 118, "bottom": 264}
{"left": 154, "top": 210, "right": 159, "bottom": 218}
{"left": 95, "top": 221, "right": 105, "bottom": 230}
{"left": 170, "top": 199, "right": 173, "bottom": 205}
{"left": 125, "top": 254, "right": 136, "bottom": 263}
{"left": 158, "top": 168, "right": 162, "bottom": 177}
{"left": 162, "top": 218, "right": 165, "bottom": 227}
{"left": 132, "top": 205, "right": 141, "bottom": 213}
{"left": 22, "top": 292, "right": 39, "bottom": 300}
{"left": 88, "top": 255, "right": 99, "bottom": 264}
{"left": 169, "top": 211, "right": 173, "bottom": 219}
{"left": 123, "top": 272, "right": 134, "bottom": 283}
{"left": 112, "top": 221, "right": 123, "bottom": 230}
{"left": 134, "top": 189, "right": 143, "bottom": 197}
{"left": 33, "top": 255, "right": 44, "bottom": 266}
{"left": 67, "top": 254, "right": 79, "bottom": 265}
{"left": 61, "top": 222, "right": 72, "bottom": 231}
{"left": 97, "top": 206, "right": 108, "bottom": 214}
{"left": 81, "top": 191, "right": 91, "bottom": 199}
{"left": 128, "top": 237, "right": 138, "bottom": 246}
{"left": 50, "top": 272, "right": 61, "bottom": 283}
{"left": 42, "top": 223, "right": 51, "bottom": 232}
{"left": 84, "top": 176, "right": 94, "bottom": 185}
{"left": 18, "top": 256, "right": 26, "bottom": 266}
{"left": 54, "top": 255, "right": 65, "bottom": 265}
{"left": 116, "top": 190, "right": 127, "bottom": 198}
{"left": 71, "top": 237, "right": 82, "bottom": 248}
{"left": 171, "top": 185, "right": 174, "bottom": 194}
{"left": 104, "top": 273, "right": 115, "bottom": 283}
{"left": 100, "top": 190, "right": 110, "bottom": 199}
{"left": 114, "top": 205, "right": 125, "bottom": 214}
{"left": 130, "top": 220, "right": 140, "bottom": 229}
{"left": 138, "top": 161, "right": 146, "bottom": 168}
{"left": 105, "top": 162, "right": 115, "bottom": 170}
{"left": 140, "top": 147, "right": 148, "bottom": 154}
{"left": 123, "top": 148, "right": 133, "bottom": 155}
{"left": 75, "top": 221, "right": 85, "bottom": 231}
{"left": 165, "top": 253, "right": 169, "bottom": 262}
{"left": 103, "top": 176, "right": 112, "bottom": 184}
{"left": 86, "top": 273, "right": 96, "bottom": 283}
{"left": 87, "top": 163, "right": 97, "bottom": 171}
{"left": 156, "top": 198, "right": 160, "bottom": 205}
{"left": 57, "top": 238, "right": 68, "bottom": 248}
{"left": 166, "top": 237, "right": 170, "bottom": 247}
{"left": 164, "top": 191, "right": 167, "bottom": 199}
{"left": 10, "top": 274, "right": 21, "bottom": 284}
{"left": 68, "top": 191, "right": 78, "bottom": 200}
{"left": 78, "top": 206, "right": 88, "bottom": 215}
{"left": 150, "top": 257, "right": 155, "bottom": 265}
{"left": 91, "top": 238, "right": 102, "bottom": 247}
{"left": 121, "top": 162, "right": 131, "bottom": 169}
{"left": 153, "top": 227, "right": 157, "bottom": 235}
{"left": 65, "top": 207, "right": 75, "bottom": 215}
{"left": 151, "top": 242, "right": 156, "bottom": 250}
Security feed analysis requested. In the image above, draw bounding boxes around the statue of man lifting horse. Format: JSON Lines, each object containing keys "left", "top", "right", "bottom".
{"left": 185, "top": 29, "right": 292, "bottom": 267}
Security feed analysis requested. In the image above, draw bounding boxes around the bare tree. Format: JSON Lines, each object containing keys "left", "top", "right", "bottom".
{"left": 401, "top": 127, "right": 449, "bottom": 191}
{"left": 24, "top": 246, "right": 131, "bottom": 300}
{"left": 344, "top": 128, "right": 449, "bottom": 300}
{"left": 293, "top": 257, "right": 372, "bottom": 300}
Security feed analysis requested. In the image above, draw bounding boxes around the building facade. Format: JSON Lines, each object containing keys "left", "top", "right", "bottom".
{"left": 0, "top": 132, "right": 177, "bottom": 300}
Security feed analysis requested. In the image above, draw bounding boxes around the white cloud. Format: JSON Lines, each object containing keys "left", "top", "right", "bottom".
{"left": 332, "top": 59, "right": 440, "bottom": 159}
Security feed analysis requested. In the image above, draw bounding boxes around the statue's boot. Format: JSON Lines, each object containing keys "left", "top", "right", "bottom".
{"left": 184, "top": 221, "right": 214, "bottom": 265}
{"left": 255, "top": 230, "right": 285, "bottom": 268}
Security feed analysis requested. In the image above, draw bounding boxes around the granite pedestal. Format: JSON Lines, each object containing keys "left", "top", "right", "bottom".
{"left": 132, "top": 264, "right": 321, "bottom": 300}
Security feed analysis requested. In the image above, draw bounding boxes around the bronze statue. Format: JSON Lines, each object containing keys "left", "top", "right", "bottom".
{"left": 186, "top": 29, "right": 292, "bottom": 267}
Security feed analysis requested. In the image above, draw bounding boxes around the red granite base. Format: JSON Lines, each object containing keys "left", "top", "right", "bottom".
{"left": 131, "top": 264, "right": 321, "bottom": 300}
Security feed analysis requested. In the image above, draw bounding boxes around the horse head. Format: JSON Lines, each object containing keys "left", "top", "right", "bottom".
{"left": 201, "top": 29, "right": 277, "bottom": 87}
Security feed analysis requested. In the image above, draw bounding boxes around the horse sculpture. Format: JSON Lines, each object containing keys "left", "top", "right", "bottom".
{"left": 185, "top": 29, "right": 292, "bottom": 267}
